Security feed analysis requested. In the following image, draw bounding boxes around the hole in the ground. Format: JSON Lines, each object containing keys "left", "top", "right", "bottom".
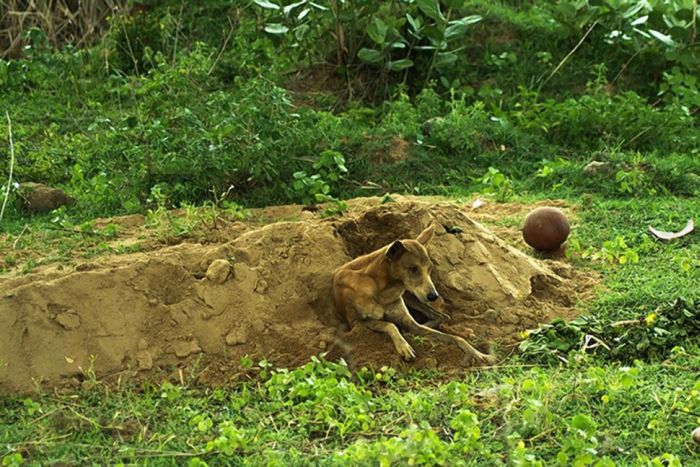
{"left": 335, "top": 206, "right": 431, "bottom": 257}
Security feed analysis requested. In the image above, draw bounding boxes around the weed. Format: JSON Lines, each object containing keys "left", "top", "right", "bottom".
{"left": 293, "top": 150, "right": 349, "bottom": 217}
{"left": 475, "top": 167, "right": 513, "bottom": 202}
{"left": 520, "top": 298, "right": 699, "bottom": 364}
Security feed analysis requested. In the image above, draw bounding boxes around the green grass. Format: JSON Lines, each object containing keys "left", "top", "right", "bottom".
{"left": 1, "top": 195, "right": 698, "bottom": 465}
{"left": 1, "top": 354, "right": 698, "bottom": 465}
{"left": 1, "top": 0, "right": 699, "bottom": 464}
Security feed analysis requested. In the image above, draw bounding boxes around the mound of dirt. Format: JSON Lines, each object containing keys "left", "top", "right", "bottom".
{"left": 0, "top": 197, "right": 596, "bottom": 393}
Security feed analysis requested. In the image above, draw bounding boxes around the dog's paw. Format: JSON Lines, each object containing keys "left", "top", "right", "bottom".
{"left": 396, "top": 340, "right": 416, "bottom": 361}
{"left": 456, "top": 339, "right": 496, "bottom": 365}
{"left": 473, "top": 351, "right": 496, "bottom": 366}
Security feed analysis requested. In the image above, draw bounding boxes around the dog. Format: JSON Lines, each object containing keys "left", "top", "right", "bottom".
{"left": 333, "top": 225, "right": 494, "bottom": 364}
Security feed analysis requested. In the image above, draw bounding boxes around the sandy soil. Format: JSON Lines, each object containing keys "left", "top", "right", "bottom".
{"left": 0, "top": 196, "right": 597, "bottom": 393}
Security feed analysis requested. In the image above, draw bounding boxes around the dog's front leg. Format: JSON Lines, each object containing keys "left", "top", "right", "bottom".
{"left": 385, "top": 300, "right": 495, "bottom": 365}
{"left": 402, "top": 293, "right": 451, "bottom": 329}
{"left": 363, "top": 319, "right": 416, "bottom": 361}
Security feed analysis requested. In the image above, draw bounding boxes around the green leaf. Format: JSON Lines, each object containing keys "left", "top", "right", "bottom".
{"left": 435, "top": 52, "right": 458, "bottom": 68}
{"left": 406, "top": 14, "right": 422, "bottom": 33}
{"left": 254, "top": 0, "right": 280, "bottom": 10}
{"left": 309, "top": 2, "right": 328, "bottom": 11}
{"left": 387, "top": 59, "right": 414, "bottom": 71}
{"left": 264, "top": 23, "right": 289, "bottom": 34}
{"left": 444, "top": 15, "right": 482, "bottom": 39}
{"left": 416, "top": 0, "right": 444, "bottom": 23}
{"left": 357, "top": 48, "right": 385, "bottom": 64}
{"left": 571, "top": 413, "right": 596, "bottom": 435}
{"left": 648, "top": 29, "right": 675, "bottom": 47}
{"left": 674, "top": 8, "right": 695, "bottom": 22}
{"left": 294, "top": 23, "right": 310, "bottom": 39}
{"left": 630, "top": 15, "right": 648, "bottom": 26}
{"left": 283, "top": 0, "right": 305, "bottom": 15}
{"left": 367, "top": 17, "right": 388, "bottom": 45}
{"left": 621, "top": 2, "right": 646, "bottom": 19}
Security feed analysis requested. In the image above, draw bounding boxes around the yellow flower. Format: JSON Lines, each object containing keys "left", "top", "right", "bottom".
{"left": 645, "top": 313, "right": 657, "bottom": 326}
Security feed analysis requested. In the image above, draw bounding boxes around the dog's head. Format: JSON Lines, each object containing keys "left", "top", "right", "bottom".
{"left": 385, "top": 225, "right": 439, "bottom": 304}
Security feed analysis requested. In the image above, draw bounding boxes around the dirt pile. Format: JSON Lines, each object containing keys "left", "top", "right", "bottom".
{"left": 0, "top": 197, "right": 595, "bottom": 393}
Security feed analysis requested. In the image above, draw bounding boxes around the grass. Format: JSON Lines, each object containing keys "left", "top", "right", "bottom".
{"left": 1, "top": 0, "right": 699, "bottom": 464}
{"left": 1, "top": 354, "right": 698, "bottom": 465}
{"left": 1, "top": 194, "right": 698, "bottom": 465}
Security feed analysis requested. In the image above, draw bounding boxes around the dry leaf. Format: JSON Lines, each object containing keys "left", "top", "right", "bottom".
{"left": 648, "top": 219, "right": 694, "bottom": 241}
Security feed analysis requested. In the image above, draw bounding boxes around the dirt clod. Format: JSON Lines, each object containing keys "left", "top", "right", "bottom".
{"left": 19, "top": 182, "right": 75, "bottom": 213}
{"left": 225, "top": 327, "right": 248, "bottom": 346}
{"left": 0, "top": 196, "right": 597, "bottom": 394}
{"left": 55, "top": 311, "right": 81, "bottom": 330}
{"left": 136, "top": 351, "right": 153, "bottom": 370}
{"left": 172, "top": 340, "right": 201, "bottom": 358}
{"left": 583, "top": 160, "right": 612, "bottom": 174}
{"left": 206, "top": 259, "right": 232, "bottom": 284}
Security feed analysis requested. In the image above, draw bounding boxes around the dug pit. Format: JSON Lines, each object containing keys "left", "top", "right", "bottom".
{"left": 0, "top": 197, "right": 596, "bottom": 393}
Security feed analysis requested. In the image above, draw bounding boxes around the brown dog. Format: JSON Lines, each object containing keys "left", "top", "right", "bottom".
{"left": 333, "top": 225, "right": 494, "bottom": 364}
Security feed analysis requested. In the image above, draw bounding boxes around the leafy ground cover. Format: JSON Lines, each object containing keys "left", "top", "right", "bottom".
{"left": 1, "top": 0, "right": 699, "bottom": 464}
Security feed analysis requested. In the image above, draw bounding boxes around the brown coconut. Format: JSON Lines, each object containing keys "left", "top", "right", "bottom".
{"left": 522, "top": 207, "right": 570, "bottom": 252}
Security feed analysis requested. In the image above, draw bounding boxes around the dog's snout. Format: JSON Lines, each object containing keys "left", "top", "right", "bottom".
{"left": 427, "top": 291, "right": 439, "bottom": 302}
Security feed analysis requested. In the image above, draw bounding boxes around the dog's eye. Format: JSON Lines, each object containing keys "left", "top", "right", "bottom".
{"left": 410, "top": 266, "right": 420, "bottom": 274}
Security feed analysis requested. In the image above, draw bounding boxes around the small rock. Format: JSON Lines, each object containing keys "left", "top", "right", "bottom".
{"left": 319, "top": 340, "right": 327, "bottom": 350}
{"left": 200, "top": 308, "right": 213, "bottom": 321}
{"left": 206, "top": 259, "right": 231, "bottom": 284}
{"left": 483, "top": 309, "right": 499, "bottom": 322}
{"left": 148, "top": 298, "right": 158, "bottom": 307}
{"left": 55, "top": 311, "right": 80, "bottom": 330}
{"left": 173, "top": 340, "right": 201, "bottom": 358}
{"left": 583, "top": 160, "right": 612, "bottom": 174}
{"left": 19, "top": 182, "right": 74, "bottom": 213}
{"left": 499, "top": 312, "right": 521, "bottom": 325}
{"left": 254, "top": 278, "right": 268, "bottom": 294}
{"left": 136, "top": 350, "right": 153, "bottom": 370}
{"left": 138, "top": 338, "right": 148, "bottom": 350}
{"left": 225, "top": 327, "right": 249, "bottom": 346}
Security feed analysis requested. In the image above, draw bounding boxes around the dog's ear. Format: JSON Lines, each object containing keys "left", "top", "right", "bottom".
{"left": 386, "top": 241, "right": 407, "bottom": 261}
{"left": 416, "top": 225, "right": 435, "bottom": 245}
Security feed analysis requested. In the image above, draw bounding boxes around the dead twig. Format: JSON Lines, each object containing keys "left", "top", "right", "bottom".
{"left": 1, "top": 111, "right": 16, "bottom": 222}
{"left": 12, "top": 224, "right": 29, "bottom": 249}
{"left": 610, "top": 318, "right": 643, "bottom": 327}
{"left": 207, "top": 16, "right": 236, "bottom": 76}
{"left": 538, "top": 21, "right": 598, "bottom": 92}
